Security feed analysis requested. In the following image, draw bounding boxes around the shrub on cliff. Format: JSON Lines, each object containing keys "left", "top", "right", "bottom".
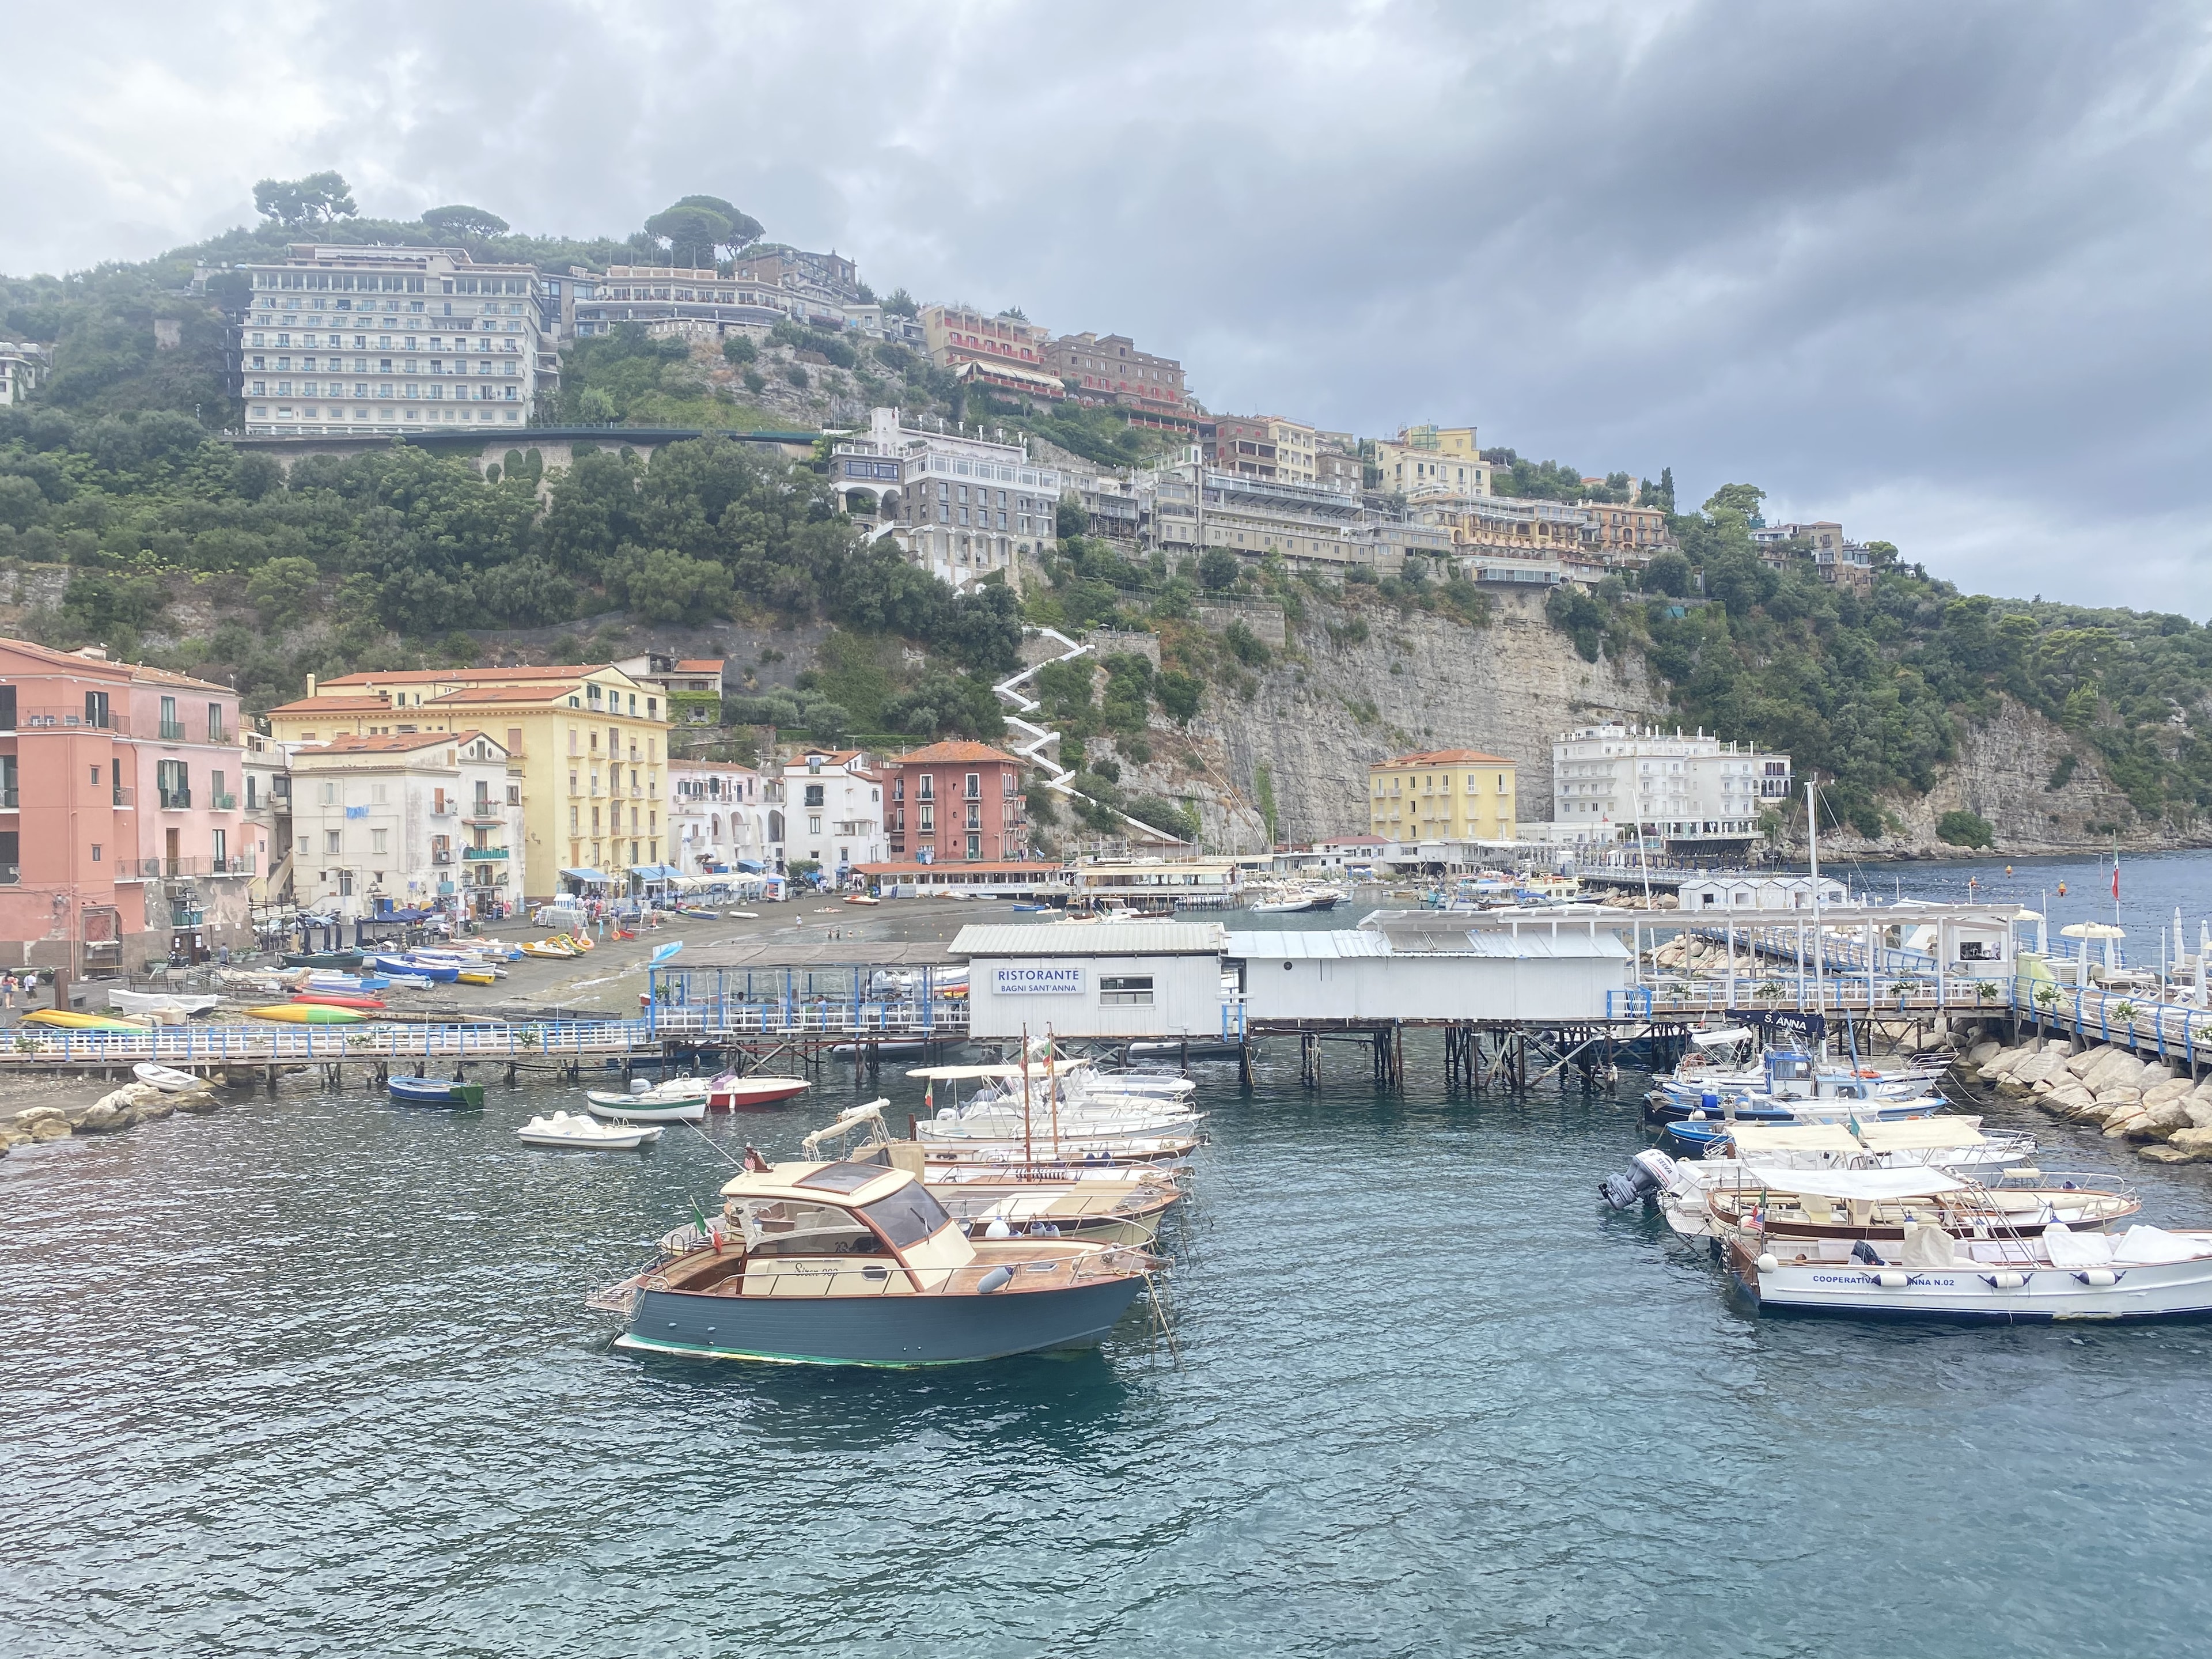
{"left": 1937, "top": 810, "right": 1995, "bottom": 849}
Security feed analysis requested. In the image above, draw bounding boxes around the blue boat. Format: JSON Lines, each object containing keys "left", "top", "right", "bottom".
{"left": 369, "top": 954, "right": 460, "bottom": 982}
{"left": 388, "top": 1075, "right": 486, "bottom": 1108}
{"left": 604, "top": 1160, "right": 1153, "bottom": 1366}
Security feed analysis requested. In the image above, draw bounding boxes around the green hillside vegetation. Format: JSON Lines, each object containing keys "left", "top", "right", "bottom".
{"left": 1541, "top": 487, "right": 2212, "bottom": 838}
{"left": 0, "top": 403, "right": 1020, "bottom": 740}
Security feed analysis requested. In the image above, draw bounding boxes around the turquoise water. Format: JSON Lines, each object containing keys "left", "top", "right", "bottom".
{"left": 7, "top": 859, "right": 2212, "bottom": 1656}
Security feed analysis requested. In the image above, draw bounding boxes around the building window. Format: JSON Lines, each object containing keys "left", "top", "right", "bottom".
{"left": 1099, "top": 975, "right": 1154, "bottom": 1006}
{"left": 325, "top": 831, "right": 342, "bottom": 854}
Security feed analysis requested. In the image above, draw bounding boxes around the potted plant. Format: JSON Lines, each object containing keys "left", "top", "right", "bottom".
{"left": 2113, "top": 1000, "right": 2138, "bottom": 1027}
{"left": 1976, "top": 980, "right": 2000, "bottom": 1004}
{"left": 2035, "top": 983, "right": 2061, "bottom": 1013}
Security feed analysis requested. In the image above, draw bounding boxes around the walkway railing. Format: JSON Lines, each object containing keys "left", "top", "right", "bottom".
{"left": 1, "top": 1018, "right": 657, "bottom": 1065}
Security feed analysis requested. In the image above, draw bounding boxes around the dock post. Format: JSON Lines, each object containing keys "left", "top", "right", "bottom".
{"left": 1237, "top": 1041, "right": 1255, "bottom": 1093}
{"left": 1392, "top": 1023, "right": 1404, "bottom": 1088}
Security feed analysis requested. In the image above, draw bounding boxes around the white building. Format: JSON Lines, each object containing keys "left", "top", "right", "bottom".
{"left": 240, "top": 729, "right": 296, "bottom": 906}
{"left": 0, "top": 341, "right": 51, "bottom": 406}
{"left": 289, "top": 730, "right": 522, "bottom": 918}
{"left": 782, "top": 750, "right": 886, "bottom": 878}
{"left": 671, "top": 761, "right": 775, "bottom": 873}
{"left": 232, "top": 244, "right": 558, "bottom": 438}
{"left": 1550, "top": 722, "right": 1792, "bottom": 847}
{"left": 830, "top": 408, "right": 1063, "bottom": 589}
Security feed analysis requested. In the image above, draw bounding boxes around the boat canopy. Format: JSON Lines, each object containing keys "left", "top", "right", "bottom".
{"left": 1748, "top": 1167, "right": 1968, "bottom": 1202}
{"left": 1854, "top": 1119, "right": 1990, "bottom": 1152}
{"left": 1728, "top": 1123, "right": 1861, "bottom": 1154}
{"left": 1691, "top": 1027, "right": 1758, "bottom": 1050}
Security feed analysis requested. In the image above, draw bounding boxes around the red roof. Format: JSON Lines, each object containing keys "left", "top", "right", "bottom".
{"left": 888, "top": 740, "right": 1024, "bottom": 766}
{"left": 427, "top": 684, "right": 575, "bottom": 705}
{"left": 319, "top": 664, "right": 612, "bottom": 687}
{"left": 296, "top": 729, "right": 490, "bottom": 756}
{"left": 673, "top": 659, "right": 725, "bottom": 673}
{"left": 1376, "top": 749, "right": 1517, "bottom": 766}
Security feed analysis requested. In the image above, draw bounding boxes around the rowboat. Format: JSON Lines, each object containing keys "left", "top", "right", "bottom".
{"left": 388, "top": 1075, "right": 486, "bottom": 1108}
{"left": 597, "top": 1160, "right": 1156, "bottom": 1366}
{"left": 107, "top": 988, "right": 221, "bottom": 1017}
{"left": 369, "top": 955, "right": 459, "bottom": 982}
{"left": 244, "top": 1003, "right": 368, "bottom": 1025}
{"left": 455, "top": 969, "right": 499, "bottom": 987}
{"left": 705, "top": 1073, "right": 811, "bottom": 1111}
{"left": 584, "top": 1090, "right": 708, "bottom": 1123}
{"left": 520, "top": 1111, "right": 661, "bottom": 1149}
{"left": 283, "top": 950, "right": 366, "bottom": 969}
{"left": 21, "top": 1009, "right": 145, "bottom": 1031}
{"left": 293, "top": 991, "right": 387, "bottom": 1010}
{"left": 133, "top": 1062, "right": 206, "bottom": 1092}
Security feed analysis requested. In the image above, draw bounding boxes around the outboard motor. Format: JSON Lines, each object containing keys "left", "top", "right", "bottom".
{"left": 1600, "top": 1149, "right": 1675, "bottom": 1210}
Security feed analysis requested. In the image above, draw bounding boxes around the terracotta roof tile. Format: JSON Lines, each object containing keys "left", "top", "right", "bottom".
{"left": 427, "top": 684, "right": 575, "bottom": 705}
{"left": 319, "top": 664, "right": 612, "bottom": 687}
{"left": 1375, "top": 748, "right": 1517, "bottom": 767}
{"left": 887, "top": 740, "right": 1024, "bottom": 766}
{"left": 267, "top": 695, "right": 393, "bottom": 715}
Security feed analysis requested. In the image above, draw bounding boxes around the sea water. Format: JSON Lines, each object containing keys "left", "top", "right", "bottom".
{"left": 7, "top": 853, "right": 2212, "bottom": 1657}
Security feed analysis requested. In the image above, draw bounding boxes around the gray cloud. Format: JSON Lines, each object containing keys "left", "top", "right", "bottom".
{"left": 3, "top": 0, "right": 2206, "bottom": 609}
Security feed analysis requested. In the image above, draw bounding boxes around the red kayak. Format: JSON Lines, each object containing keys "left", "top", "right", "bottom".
{"left": 293, "top": 991, "right": 388, "bottom": 1010}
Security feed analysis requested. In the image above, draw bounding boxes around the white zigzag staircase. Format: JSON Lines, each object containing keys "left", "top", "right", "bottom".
{"left": 993, "top": 627, "right": 1186, "bottom": 845}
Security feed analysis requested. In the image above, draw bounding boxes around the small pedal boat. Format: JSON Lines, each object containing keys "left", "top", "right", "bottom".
{"left": 520, "top": 1111, "right": 661, "bottom": 1149}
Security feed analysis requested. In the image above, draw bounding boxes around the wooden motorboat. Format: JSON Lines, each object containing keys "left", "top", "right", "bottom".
{"left": 705, "top": 1073, "right": 811, "bottom": 1111}
{"left": 243, "top": 1003, "right": 368, "bottom": 1025}
{"left": 596, "top": 1160, "right": 1157, "bottom": 1366}
{"left": 107, "top": 988, "right": 221, "bottom": 1018}
{"left": 584, "top": 1089, "right": 708, "bottom": 1123}
{"left": 1725, "top": 1220, "right": 2212, "bottom": 1321}
{"left": 1705, "top": 1169, "right": 2138, "bottom": 1243}
{"left": 133, "top": 1062, "right": 206, "bottom": 1092}
{"left": 283, "top": 950, "right": 366, "bottom": 970}
{"left": 388, "top": 1075, "right": 486, "bottom": 1108}
{"left": 520, "top": 1111, "right": 660, "bottom": 1149}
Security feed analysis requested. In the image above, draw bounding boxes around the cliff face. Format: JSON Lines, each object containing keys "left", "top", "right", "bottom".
{"left": 1104, "top": 593, "right": 2195, "bottom": 858}
{"left": 1117, "top": 590, "right": 1664, "bottom": 852}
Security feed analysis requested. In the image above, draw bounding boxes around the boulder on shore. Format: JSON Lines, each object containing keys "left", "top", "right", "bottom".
{"left": 2166, "top": 1127, "right": 2212, "bottom": 1161}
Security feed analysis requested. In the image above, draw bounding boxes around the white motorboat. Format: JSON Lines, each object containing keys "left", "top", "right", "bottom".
{"left": 520, "top": 1111, "right": 662, "bottom": 1149}
{"left": 132, "top": 1062, "right": 207, "bottom": 1092}
{"left": 1725, "top": 1219, "right": 2212, "bottom": 1321}
{"left": 108, "top": 988, "right": 221, "bottom": 1018}
{"left": 584, "top": 1078, "right": 710, "bottom": 1123}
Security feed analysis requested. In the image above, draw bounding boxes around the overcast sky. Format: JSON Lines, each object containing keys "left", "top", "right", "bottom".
{"left": 6, "top": 1, "right": 2207, "bottom": 612}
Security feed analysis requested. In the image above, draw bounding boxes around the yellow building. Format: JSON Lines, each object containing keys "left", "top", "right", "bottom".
{"left": 266, "top": 664, "right": 670, "bottom": 901}
{"left": 1372, "top": 425, "right": 1491, "bottom": 498}
{"left": 1369, "top": 748, "right": 1518, "bottom": 842}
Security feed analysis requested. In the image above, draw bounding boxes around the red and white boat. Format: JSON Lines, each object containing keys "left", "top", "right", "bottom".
{"left": 704, "top": 1073, "right": 812, "bottom": 1112}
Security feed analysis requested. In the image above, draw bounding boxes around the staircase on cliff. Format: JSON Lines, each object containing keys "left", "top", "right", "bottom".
{"left": 993, "top": 628, "right": 1186, "bottom": 846}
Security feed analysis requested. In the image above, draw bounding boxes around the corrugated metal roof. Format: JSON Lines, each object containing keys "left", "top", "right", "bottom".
{"left": 1224, "top": 930, "right": 1392, "bottom": 960}
{"left": 679, "top": 942, "right": 956, "bottom": 969}
{"left": 951, "top": 922, "right": 1224, "bottom": 957}
{"left": 1385, "top": 928, "right": 1631, "bottom": 959}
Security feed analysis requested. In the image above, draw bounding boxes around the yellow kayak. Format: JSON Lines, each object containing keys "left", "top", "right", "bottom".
{"left": 21, "top": 1009, "right": 145, "bottom": 1031}
{"left": 456, "top": 969, "right": 499, "bottom": 986}
{"left": 244, "top": 1003, "right": 368, "bottom": 1025}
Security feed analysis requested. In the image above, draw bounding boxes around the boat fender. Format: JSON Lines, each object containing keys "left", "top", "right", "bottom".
{"left": 2077, "top": 1269, "right": 2119, "bottom": 1287}
{"left": 985, "top": 1218, "right": 1013, "bottom": 1239}
{"left": 976, "top": 1265, "right": 1014, "bottom": 1294}
{"left": 1755, "top": 1253, "right": 1778, "bottom": 1274}
{"left": 1876, "top": 1270, "right": 1909, "bottom": 1289}
{"left": 1985, "top": 1272, "right": 2027, "bottom": 1290}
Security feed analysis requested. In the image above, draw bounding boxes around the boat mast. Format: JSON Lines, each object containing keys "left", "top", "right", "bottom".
{"left": 1020, "top": 1023, "right": 1034, "bottom": 1166}
{"left": 1046, "top": 1024, "right": 1062, "bottom": 1158}
{"left": 1806, "top": 779, "right": 1825, "bottom": 1056}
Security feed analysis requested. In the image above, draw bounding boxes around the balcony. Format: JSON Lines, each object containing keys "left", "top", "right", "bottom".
{"left": 113, "top": 786, "right": 134, "bottom": 809}
{"left": 0, "top": 862, "right": 16, "bottom": 884}
{"left": 430, "top": 802, "right": 456, "bottom": 817}
{"left": 431, "top": 851, "right": 454, "bottom": 866}
{"left": 461, "top": 846, "right": 509, "bottom": 860}
{"left": 159, "top": 720, "right": 187, "bottom": 742}
{"left": 0, "top": 788, "right": 13, "bottom": 809}
{"left": 120, "top": 854, "right": 257, "bottom": 879}
{"left": 212, "top": 792, "right": 237, "bottom": 811}
{"left": 157, "top": 789, "right": 192, "bottom": 810}
{"left": 19, "top": 707, "right": 130, "bottom": 736}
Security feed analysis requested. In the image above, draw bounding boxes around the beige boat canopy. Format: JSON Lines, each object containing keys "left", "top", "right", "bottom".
{"left": 1853, "top": 1118, "right": 1990, "bottom": 1152}
{"left": 1725, "top": 1123, "right": 1861, "bottom": 1154}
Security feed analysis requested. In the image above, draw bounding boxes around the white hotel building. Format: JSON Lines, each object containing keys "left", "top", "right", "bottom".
{"left": 232, "top": 245, "right": 557, "bottom": 437}
{"left": 1551, "top": 722, "right": 1792, "bottom": 849}
{"left": 830, "top": 408, "right": 1062, "bottom": 589}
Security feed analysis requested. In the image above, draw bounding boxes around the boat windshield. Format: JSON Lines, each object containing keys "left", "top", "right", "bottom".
{"left": 859, "top": 1183, "right": 956, "bottom": 1249}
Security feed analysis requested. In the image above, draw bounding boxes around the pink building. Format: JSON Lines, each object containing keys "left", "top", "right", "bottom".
{"left": 0, "top": 639, "right": 253, "bottom": 975}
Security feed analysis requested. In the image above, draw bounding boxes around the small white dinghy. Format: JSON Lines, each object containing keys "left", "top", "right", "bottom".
{"left": 519, "top": 1110, "right": 662, "bottom": 1149}
{"left": 111, "top": 989, "right": 221, "bottom": 1018}
{"left": 132, "top": 1062, "right": 206, "bottom": 1093}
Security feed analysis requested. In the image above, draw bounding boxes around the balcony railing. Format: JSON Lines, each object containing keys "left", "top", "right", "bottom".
{"left": 0, "top": 788, "right": 14, "bottom": 809}
{"left": 159, "top": 720, "right": 187, "bottom": 741}
{"left": 0, "top": 862, "right": 16, "bottom": 884}
{"left": 113, "top": 786, "right": 134, "bottom": 808}
{"left": 212, "top": 792, "right": 237, "bottom": 811}
{"left": 118, "top": 854, "right": 257, "bottom": 879}
{"left": 461, "top": 846, "right": 509, "bottom": 859}
{"left": 431, "top": 852, "right": 454, "bottom": 865}
{"left": 19, "top": 707, "right": 130, "bottom": 736}
{"left": 430, "top": 802, "right": 456, "bottom": 817}
{"left": 157, "top": 789, "right": 192, "bottom": 810}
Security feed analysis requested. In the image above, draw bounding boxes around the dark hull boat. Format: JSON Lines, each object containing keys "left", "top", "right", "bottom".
{"left": 388, "top": 1075, "right": 485, "bottom": 1108}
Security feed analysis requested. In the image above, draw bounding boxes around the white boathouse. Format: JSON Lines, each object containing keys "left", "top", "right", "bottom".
{"left": 951, "top": 922, "right": 1230, "bottom": 1040}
